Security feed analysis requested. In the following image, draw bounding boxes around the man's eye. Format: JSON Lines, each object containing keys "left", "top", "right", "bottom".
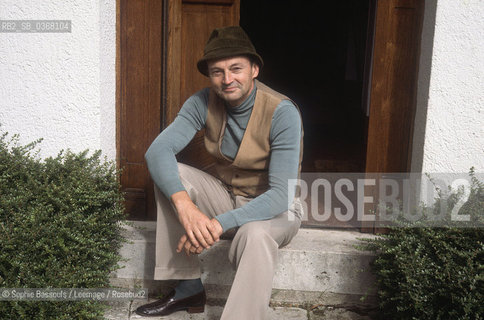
{"left": 211, "top": 71, "right": 222, "bottom": 76}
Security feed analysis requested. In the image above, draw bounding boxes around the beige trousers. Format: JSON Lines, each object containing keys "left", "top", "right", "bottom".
{"left": 154, "top": 163, "right": 301, "bottom": 320}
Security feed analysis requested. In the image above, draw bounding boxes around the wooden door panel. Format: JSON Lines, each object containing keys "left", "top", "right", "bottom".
{"left": 165, "top": 0, "right": 239, "bottom": 169}
{"left": 362, "top": 0, "right": 424, "bottom": 232}
{"left": 180, "top": 3, "right": 239, "bottom": 104}
{"left": 119, "top": 0, "right": 162, "bottom": 220}
{"left": 365, "top": 0, "right": 423, "bottom": 173}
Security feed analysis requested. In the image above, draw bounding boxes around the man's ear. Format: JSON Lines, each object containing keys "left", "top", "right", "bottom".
{"left": 251, "top": 64, "right": 260, "bottom": 79}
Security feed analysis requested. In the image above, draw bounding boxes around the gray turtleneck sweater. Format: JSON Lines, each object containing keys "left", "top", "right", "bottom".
{"left": 145, "top": 83, "right": 301, "bottom": 232}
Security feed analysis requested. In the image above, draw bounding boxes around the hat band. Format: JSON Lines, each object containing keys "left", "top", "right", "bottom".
{"left": 204, "top": 38, "right": 255, "bottom": 55}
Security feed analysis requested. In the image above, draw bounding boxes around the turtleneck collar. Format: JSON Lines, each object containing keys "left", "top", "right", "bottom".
{"left": 225, "top": 81, "right": 257, "bottom": 115}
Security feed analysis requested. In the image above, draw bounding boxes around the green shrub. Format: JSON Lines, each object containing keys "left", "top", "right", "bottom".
{"left": 0, "top": 132, "right": 126, "bottom": 319}
{"left": 362, "top": 169, "right": 484, "bottom": 320}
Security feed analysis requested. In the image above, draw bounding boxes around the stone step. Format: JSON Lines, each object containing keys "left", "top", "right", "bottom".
{"left": 111, "top": 221, "right": 378, "bottom": 313}
{"left": 105, "top": 301, "right": 373, "bottom": 320}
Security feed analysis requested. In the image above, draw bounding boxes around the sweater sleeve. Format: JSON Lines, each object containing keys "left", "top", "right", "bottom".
{"left": 215, "top": 100, "right": 302, "bottom": 231}
{"left": 145, "top": 89, "right": 208, "bottom": 197}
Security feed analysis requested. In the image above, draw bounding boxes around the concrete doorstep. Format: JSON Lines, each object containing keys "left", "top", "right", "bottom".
{"left": 107, "top": 221, "right": 379, "bottom": 320}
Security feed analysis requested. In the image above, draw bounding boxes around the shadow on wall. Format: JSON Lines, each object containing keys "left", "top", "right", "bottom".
{"left": 410, "top": 0, "right": 438, "bottom": 174}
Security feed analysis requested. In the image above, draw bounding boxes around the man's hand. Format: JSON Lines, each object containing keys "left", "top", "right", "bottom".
{"left": 177, "top": 218, "right": 224, "bottom": 256}
{"left": 171, "top": 191, "right": 222, "bottom": 251}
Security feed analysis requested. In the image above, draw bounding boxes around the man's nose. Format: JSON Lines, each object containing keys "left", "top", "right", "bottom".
{"left": 223, "top": 71, "right": 233, "bottom": 84}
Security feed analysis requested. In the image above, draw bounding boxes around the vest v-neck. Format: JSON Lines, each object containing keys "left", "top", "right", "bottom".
{"left": 204, "top": 80, "right": 291, "bottom": 198}
{"left": 219, "top": 83, "right": 257, "bottom": 162}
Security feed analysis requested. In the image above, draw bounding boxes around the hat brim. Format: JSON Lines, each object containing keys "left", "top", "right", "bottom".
{"left": 197, "top": 47, "right": 263, "bottom": 77}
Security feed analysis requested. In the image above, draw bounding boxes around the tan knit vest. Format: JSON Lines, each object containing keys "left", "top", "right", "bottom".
{"left": 204, "top": 80, "right": 303, "bottom": 197}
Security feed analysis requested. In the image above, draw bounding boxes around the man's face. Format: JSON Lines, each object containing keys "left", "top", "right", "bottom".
{"left": 207, "top": 56, "right": 259, "bottom": 107}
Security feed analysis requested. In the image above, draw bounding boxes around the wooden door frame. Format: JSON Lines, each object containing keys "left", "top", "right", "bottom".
{"left": 116, "top": 0, "right": 426, "bottom": 227}
{"left": 362, "top": 0, "right": 425, "bottom": 232}
{"left": 115, "top": 0, "right": 120, "bottom": 171}
{"left": 365, "top": 0, "right": 424, "bottom": 174}
{"left": 163, "top": 0, "right": 240, "bottom": 171}
{"left": 116, "top": 0, "right": 163, "bottom": 220}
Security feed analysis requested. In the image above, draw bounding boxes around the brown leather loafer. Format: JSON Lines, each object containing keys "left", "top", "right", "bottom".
{"left": 134, "top": 289, "right": 206, "bottom": 317}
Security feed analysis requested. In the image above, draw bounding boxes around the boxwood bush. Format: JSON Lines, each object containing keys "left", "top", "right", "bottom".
{"left": 0, "top": 132, "right": 126, "bottom": 319}
{"left": 362, "top": 169, "right": 484, "bottom": 319}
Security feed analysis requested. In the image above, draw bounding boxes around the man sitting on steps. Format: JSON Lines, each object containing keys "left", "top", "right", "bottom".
{"left": 135, "top": 25, "right": 304, "bottom": 320}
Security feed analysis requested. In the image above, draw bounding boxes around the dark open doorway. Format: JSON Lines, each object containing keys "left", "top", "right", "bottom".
{"left": 240, "top": 0, "right": 374, "bottom": 174}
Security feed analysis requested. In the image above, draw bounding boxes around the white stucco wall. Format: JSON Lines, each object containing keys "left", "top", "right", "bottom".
{"left": 1, "top": 0, "right": 482, "bottom": 172}
{"left": 0, "top": 0, "right": 116, "bottom": 160}
{"left": 412, "top": 0, "right": 484, "bottom": 174}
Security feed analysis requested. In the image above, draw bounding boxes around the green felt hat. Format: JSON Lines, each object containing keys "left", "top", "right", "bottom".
{"left": 197, "top": 26, "right": 264, "bottom": 77}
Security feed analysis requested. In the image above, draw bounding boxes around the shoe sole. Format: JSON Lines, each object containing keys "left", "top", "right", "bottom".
{"left": 188, "top": 305, "right": 205, "bottom": 313}
{"left": 135, "top": 305, "right": 205, "bottom": 317}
